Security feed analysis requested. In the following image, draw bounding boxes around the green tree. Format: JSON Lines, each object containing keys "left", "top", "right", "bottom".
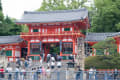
{"left": 89, "top": 0, "right": 120, "bottom": 32}
{"left": 21, "top": 25, "right": 29, "bottom": 33}
{"left": 0, "top": 0, "right": 2, "bottom": 11}
{"left": 0, "top": 0, "right": 22, "bottom": 36}
{"left": 85, "top": 55, "right": 120, "bottom": 69}
{"left": 5, "top": 16, "right": 12, "bottom": 24}
{"left": 2, "top": 16, "right": 22, "bottom": 35}
{"left": 0, "top": 0, "right": 5, "bottom": 36}
{"left": 38, "top": 0, "right": 87, "bottom": 11}
{"left": 92, "top": 38, "right": 117, "bottom": 55}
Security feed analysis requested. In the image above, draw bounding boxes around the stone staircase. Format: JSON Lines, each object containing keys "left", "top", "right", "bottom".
{"left": 27, "top": 61, "right": 68, "bottom": 71}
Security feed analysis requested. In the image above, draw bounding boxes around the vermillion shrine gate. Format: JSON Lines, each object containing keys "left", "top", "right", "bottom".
{"left": 16, "top": 8, "right": 90, "bottom": 60}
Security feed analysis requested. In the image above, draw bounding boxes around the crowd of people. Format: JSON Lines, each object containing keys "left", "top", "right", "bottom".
{"left": 46, "top": 53, "right": 62, "bottom": 69}
{"left": 0, "top": 52, "right": 63, "bottom": 80}
{"left": 0, "top": 53, "right": 119, "bottom": 80}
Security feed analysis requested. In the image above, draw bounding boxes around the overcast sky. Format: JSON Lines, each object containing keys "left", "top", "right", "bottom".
{"left": 1, "top": 0, "right": 93, "bottom": 20}
{"left": 2, "top": 0, "right": 43, "bottom": 19}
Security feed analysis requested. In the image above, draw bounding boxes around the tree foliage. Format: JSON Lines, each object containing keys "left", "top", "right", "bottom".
{"left": 0, "top": 1, "right": 22, "bottom": 36}
{"left": 50, "top": 44, "right": 60, "bottom": 55}
{"left": 92, "top": 38, "right": 117, "bottom": 54}
{"left": 85, "top": 55, "right": 120, "bottom": 69}
{"left": 90, "top": 0, "right": 120, "bottom": 32}
{"left": 92, "top": 38, "right": 117, "bottom": 49}
{"left": 38, "top": 0, "right": 87, "bottom": 11}
{"left": 21, "top": 25, "right": 29, "bottom": 33}
{"left": 0, "top": 0, "right": 2, "bottom": 11}
{"left": 0, "top": 16, "right": 22, "bottom": 36}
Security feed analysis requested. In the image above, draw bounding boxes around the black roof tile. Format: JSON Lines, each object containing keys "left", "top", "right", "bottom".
{"left": 85, "top": 32, "right": 118, "bottom": 42}
{"left": 0, "top": 35, "right": 23, "bottom": 44}
{"left": 16, "top": 8, "right": 88, "bottom": 23}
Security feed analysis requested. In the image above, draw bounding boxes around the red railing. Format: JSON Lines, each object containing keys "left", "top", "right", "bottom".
{"left": 21, "top": 31, "right": 83, "bottom": 37}
{"left": 21, "top": 31, "right": 82, "bottom": 36}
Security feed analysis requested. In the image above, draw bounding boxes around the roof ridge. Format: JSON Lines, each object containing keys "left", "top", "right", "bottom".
{"left": 88, "top": 32, "right": 118, "bottom": 34}
{"left": 0, "top": 35, "right": 20, "bottom": 37}
{"left": 24, "top": 8, "right": 87, "bottom": 14}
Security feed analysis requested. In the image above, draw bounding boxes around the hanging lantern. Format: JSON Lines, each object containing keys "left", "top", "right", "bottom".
{"left": 50, "top": 43, "right": 55, "bottom": 47}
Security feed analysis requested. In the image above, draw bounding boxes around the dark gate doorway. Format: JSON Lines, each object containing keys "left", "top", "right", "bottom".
{"left": 21, "top": 48, "right": 27, "bottom": 59}
{"left": 43, "top": 43, "right": 60, "bottom": 61}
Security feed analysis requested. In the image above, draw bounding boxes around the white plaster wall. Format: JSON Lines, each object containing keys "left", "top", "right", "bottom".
{"left": 75, "top": 43, "right": 77, "bottom": 53}
{"left": 42, "top": 38, "right": 60, "bottom": 42}
{"left": 62, "top": 38, "right": 72, "bottom": 41}
{"left": 42, "top": 29, "right": 44, "bottom": 33}
{"left": 70, "top": 27, "right": 72, "bottom": 31}
{"left": 39, "top": 29, "right": 41, "bottom": 32}
{"left": 62, "top": 28, "right": 64, "bottom": 31}
{"left": 9, "top": 58, "right": 13, "bottom": 61}
{"left": 31, "top": 29, "right": 33, "bottom": 32}
{"left": 58, "top": 28, "right": 60, "bottom": 32}
{"left": 15, "top": 50, "right": 20, "bottom": 57}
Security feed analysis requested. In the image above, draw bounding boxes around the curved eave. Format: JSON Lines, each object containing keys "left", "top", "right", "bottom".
{"left": 16, "top": 18, "right": 86, "bottom": 23}
{"left": 0, "top": 41, "right": 23, "bottom": 46}
{"left": 16, "top": 18, "right": 90, "bottom": 29}
{"left": 0, "top": 42, "right": 20, "bottom": 46}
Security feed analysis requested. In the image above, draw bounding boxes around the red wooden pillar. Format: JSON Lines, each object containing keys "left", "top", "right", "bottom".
{"left": 117, "top": 40, "right": 120, "bottom": 54}
{"left": 60, "top": 40, "right": 62, "bottom": 56}
{"left": 73, "top": 39, "right": 75, "bottom": 55}
{"left": 12, "top": 46, "right": 15, "bottom": 62}
{"left": 27, "top": 41, "right": 30, "bottom": 57}
{"left": 60, "top": 52, "right": 62, "bottom": 56}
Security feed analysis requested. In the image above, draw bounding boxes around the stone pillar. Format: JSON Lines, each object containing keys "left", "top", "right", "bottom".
{"left": 76, "top": 37, "right": 85, "bottom": 70}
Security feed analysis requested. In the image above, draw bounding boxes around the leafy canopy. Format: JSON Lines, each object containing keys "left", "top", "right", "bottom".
{"left": 38, "top": 0, "right": 87, "bottom": 11}
{"left": 92, "top": 38, "right": 117, "bottom": 49}
{"left": 85, "top": 55, "right": 120, "bottom": 69}
{"left": 0, "top": 0, "right": 22, "bottom": 36}
{"left": 92, "top": 38, "right": 117, "bottom": 54}
{"left": 90, "top": 0, "right": 120, "bottom": 32}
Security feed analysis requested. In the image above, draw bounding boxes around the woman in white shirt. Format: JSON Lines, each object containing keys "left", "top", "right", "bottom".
{"left": 51, "top": 61, "right": 55, "bottom": 69}
{"left": 20, "top": 67, "right": 25, "bottom": 80}
{"left": 6, "top": 66, "right": 12, "bottom": 80}
{"left": 46, "top": 67, "right": 51, "bottom": 78}
{"left": 57, "top": 61, "right": 62, "bottom": 68}
{"left": 51, "top": 57, "right": 55, "bottom": 62}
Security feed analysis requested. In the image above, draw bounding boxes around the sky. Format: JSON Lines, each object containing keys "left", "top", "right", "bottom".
{"left": 1, "top": 0, "right": 43, "bottom": 19}
{"left": 1, "top": 0, "right": 93, "bottom": 20}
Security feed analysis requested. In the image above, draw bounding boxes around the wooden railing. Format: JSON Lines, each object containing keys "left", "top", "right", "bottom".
{"left": 21, "top": 31, "right": 83, "bottom": 36}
